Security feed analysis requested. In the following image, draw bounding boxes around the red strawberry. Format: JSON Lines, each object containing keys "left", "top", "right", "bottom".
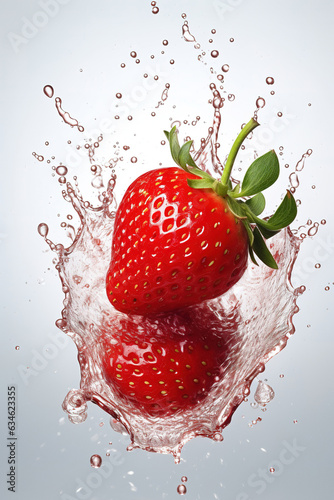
{"left": 100, "top": 309, "right": 231, "bottom": 415}
{"left": 106, "top": 167, "right": 248, "bottom": 315}
{"left": 106, "top": 119, "right": 297, "bottom": 315}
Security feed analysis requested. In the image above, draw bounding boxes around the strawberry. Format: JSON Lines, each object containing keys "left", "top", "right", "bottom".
{"left": 100, "top": 309, "right": 232, "bottom": 415}
{"left": 106, "top": 118, "right": 297, "bottom": 315}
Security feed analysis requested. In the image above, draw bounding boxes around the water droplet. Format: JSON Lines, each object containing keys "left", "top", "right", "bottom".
{"left": 170, "top": 59, "right": 175, "bottom": 64}
{"left": 162, "top": 39, "right": 168, "bottom": 46}
{"left": 321, "top": 219, "right": 326, "bottom": 225}
{"left": 228, "top": 94, "right": 235, "bottom": 101}
{"left": 211, "top": 29, "right": 216, "bottom": 34}
{"left": 182, "top": 23, "right": 196, "bottom": 42}
{"left": 120, "top": 63, "right": 126, "bottom": 68}
{"left": 181, "top": 12, "right": 187, "bottom": 19}
{"left": 181, "top": 476, "right": 188, "bottom": 483}
{"left": 256, "top": 97, "right": 265, "bottom": 109}
{"left": 15, "top": 346, "right": 20, "bottom": 350}
{"left": 229, "top": 38, "right": 234, "bottom": 42}
{"left": 45, "top": 141, "right": 49, "bottom": 146}
{"left": 128, "top": 115, "right": 133, "bottom": 121}
{"left": 325, "top": 286, "right": 330, "bottom": 291}
{"left": 270, "top": 90, "right": 275, "bottom": 95}
{"left": 266, "top": 77, "right": 275, "bottom": 85}
{"left": 56, "top": 165, "right": 68, "bottom": 176}
{"left": 211, "top": 50, "right": 219, "bottom": 58}
{"left": 43, "top": 85, "right": 54, "bottom": 98}
{"left": 116, "top": 93, "right": 122, "bottom": 99}
{"left": 254, "top": 380, "right": 275, "bottom": 405}
{"left": 277, "top": 112, "right": 283, "bottom": 117}
{"left": 58, "top": 176, "right": 66, "bottom": 184}
{"left": 152, "top": 6, "right": 159, "bottom": 14}
{"left": 90, "top": 454, "right": 102, "bottom": 468}
{"left": 130, "top": 51, "right": 137, "bottom": 58}
{"left": 177, "top": 484, "right": 187, "bottom": 495}
{"left": 279, "top": 374, "right": 284, "bottom": 378}
{"left": 131, "top": 157, "right": 137, "bottom": 163}
{"left": 269, "top": 467, "right": 275, "bottom": 473}
{"left": 38, "top": 223, "right": 49, "bottom": 238}
{"left": 293, "top": 419, "right": 298, "bottom": 424}
{"left": 315, "top": 263, "right": 321, "bottom": 269}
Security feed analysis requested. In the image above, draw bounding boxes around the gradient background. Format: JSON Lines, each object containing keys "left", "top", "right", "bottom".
{"left": 1, "top": 1, "right": 333, "bottom": 499}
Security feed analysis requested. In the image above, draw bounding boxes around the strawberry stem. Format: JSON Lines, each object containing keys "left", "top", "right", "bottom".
{"left": 220, "top": 118, "right": 259, "bottom": 187}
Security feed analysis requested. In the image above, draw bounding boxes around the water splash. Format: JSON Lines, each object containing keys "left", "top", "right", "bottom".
{"left": 39, "top": 86, "right": 304, "bottom": 460}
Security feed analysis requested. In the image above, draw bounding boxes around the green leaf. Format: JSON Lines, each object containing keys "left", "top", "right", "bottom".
{"left": 245, "top": 192, "right": 265, "bottom": 216}
{"left": 238, "top": 150, "right": 279, "bottom": 197}
{"left": 253, "top": 190, "right": 297, "bottom": 232}
{"left": 187, "top": 177, "right": 215, "bottom": 189}
{"left": 257, "top": 226, "right": 280, "bottom": 240}
{"left": 226, "top": 196, "right": 247, "bottom": 219}
{"left": 178, "top": 141, "right": 197, "bottom": 170}
{"left": 168, "top": 126, "right": 181, "bottom": 165}
{"left": 242, "top": 220, "right": 254, "bottom": 247}
{"left": 252, "top": 227, "right": 278, "bottom": 269}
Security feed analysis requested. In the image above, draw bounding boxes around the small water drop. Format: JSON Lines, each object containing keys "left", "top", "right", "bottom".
{"left": 90, "top": 454, "right": 102, "bottom": 468}
{"left": 266, "top": 77, "right": 275, "bottom": 85}
{"left": 56, "top": 165, "right": 68, "bottom": 176}
{"left": 211, "top": 50, "right": 219, "bottom": 58}
{"left": 162, "top": 39, "right": 168, "bottom": 46}
{"left": 170, "top": 59, "right": 175, "bottom": 64}
{"left": 38, "top": 223, "right": 49, "bottom": 238}
{"left": 177, "top": 484, "right": 187, "bottom": 495}
{"left": 130, "top": 51, "right": 137, "bottom": 58}
{"left": 315, "top": 263, "right": 321, "bottom": 269}
{"left": 269, "top": 467, "right": 275, "bottom": 473}
{"left": 181, "top": 476, "right": 188, "bottom": 483}
{"left": 229, "top": 37, "right": 234, "bottom": 42}
{"left": 277, "top": 111, "right": 283, "bottom": 117}
{"left": 152, "top": 6, "right": 159, "bottom": 14}
{"left": 116, "top": 93, "right": 122, "bottom": 99}
{"left": 221, "top": 64, "right": 229, "bottom": 72}
{"left": 120, "top": 63, "right": 126, "bottom": 68}
{"left": 43, "top": 85, "right": 54, "bottom": 98}
{"left": 256, "top": 97, "right": 265, "bottom": 109}
{"left": 131, "top": 157, "right": 137, "bottom": 163}
{"left": 15, "top": 346, "right": 20, "bottom": 350}
{"left": 254, "top": 380, "right": 275, "bottom": 405}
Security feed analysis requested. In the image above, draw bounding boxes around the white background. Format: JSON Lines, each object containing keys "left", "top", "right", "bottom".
{"left": 1, "top": 0, "right": 333, "bottom": 499}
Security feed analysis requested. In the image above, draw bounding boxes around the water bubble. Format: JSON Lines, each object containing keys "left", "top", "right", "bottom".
{"left": 15, "top": 346, "right": 20, "bottom": 350}
{"left": 130, "top": 51, "right": 137, "bottom": 58}
{"left": 269, "top": 467, "right": 275, "bottom": 473}
{"left": 162, "top": 39, "right": 168, "bottom": 46}
{"left": 120, "top": 63, "right": 126, "bottom": 68}
{"left": 38, "top": 223, "right": 49, "bottom": 238}
{"left": 270, "top": 90, "right": 275, "bottom": 95}
{"left": 123, "top": 145, "right": 130, "bottom": 150}
{"left": 170, "top": 59, "right": 175, "bottom": 64}
{"left": 56, "top": 165, "right": 68, "bottom": 176}
{"left": 181, "top": 12, "right": 187, "bottom": 19}
{"left": 256, "top": 97, "right": 265, "bottom": 109}
{"left": 90, "top": 454, "right": 102, "bottom": 468}
{"left": 45, "top": 141, "right": 49, "bottom": 146}
{"left": 266, "top": 77, "right": 275, "bottom": 85}
{"left": 131, "top": 157, "right": 137, "bottom": 163}
{"left": 222, "top": 64, "right": 230, "bottom": 73}
{"left": 116, "top": 93, "right": 122, "bottom": 99}
{"left": 229, "top": 37, "right": 234, "bottom": 42}
{"left": 315, "top": 263, "right": 321, "bottom": 269}
{"left": 321, "top": 219, "right": 326, "bottom": 225}
{"left": 43, "top": 85, "right": 54, "bottom": 98}
{"left": 211, "top": 29, "right": 216, "bottom": 34}
{"left": 228, "top": 94, "right": 235, "bottom": 101}
{"left": 128, "top": 115, "right": 133, "bottom": 121}
{"left": 277, "top": 112, "right": 283, "bottom": 117}
{"left": 209, "top": 39, "right": 213, "bottom": 43}
{"left": 181, "top": 476, "right": 188, "bottom": 482}
{"left": 279, "top": 374, "right": 284, "bottom": 378}
{"left": 211, "top": 50, "right": 219, "bottom": 58}
{"left": 154, "top": 75, "right": 159, "bottom": 80}
{"left": 152, "top": 6, "right": 159, "bottom": 14}
{"left": 325, "top": 286, "right": 330, "bottom": 291}
{"left": 177, "top": 484, "right": 187, "bottom": 495}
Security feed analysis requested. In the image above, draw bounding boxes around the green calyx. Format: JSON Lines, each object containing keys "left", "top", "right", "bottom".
{"left": 163, "top": 118, "right": 297, "bottom": 269}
